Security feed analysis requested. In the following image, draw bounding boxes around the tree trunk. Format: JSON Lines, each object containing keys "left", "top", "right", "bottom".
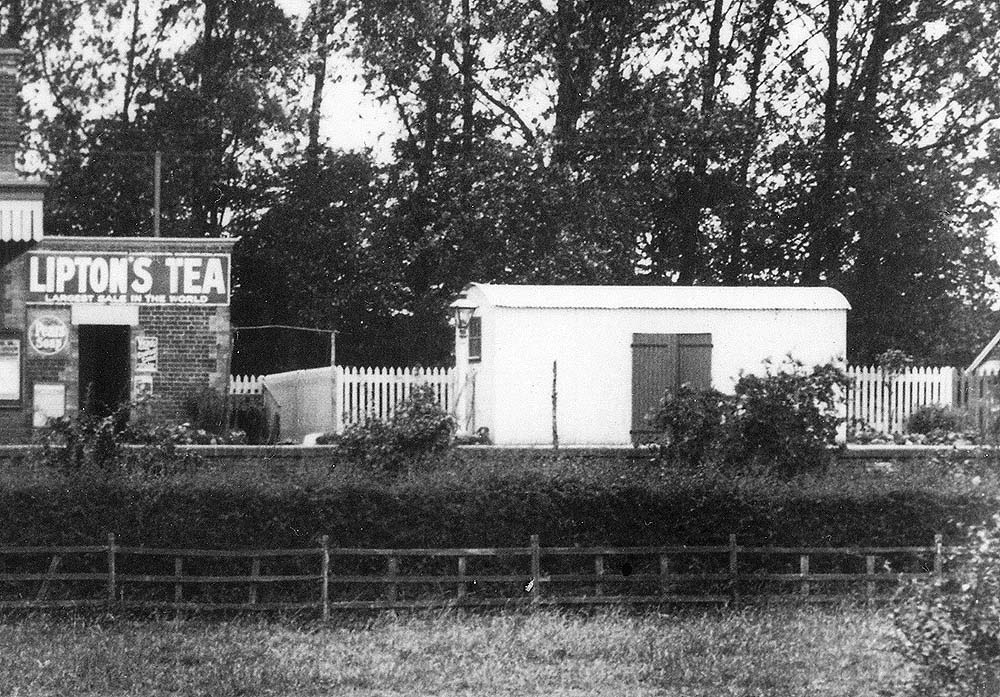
{"left": 723, "top": 0, "right": 777, "bottom": 284}
{"left": 552, "top": 0, "right": 598, "bottom": 165}
{"left": 460, "top": 0, "right": 474, "bottom": 153}
{"left": 803, "top": 0, "right": 842, "bottom": 282}
{"left": 307, "top": 0, "right": 330, "bottom": 168}
{"left": 121, "top": 0, "right": 142, "bottom": 124}
{"left": 675, "top": 0, "right": 725, "bottom": 284}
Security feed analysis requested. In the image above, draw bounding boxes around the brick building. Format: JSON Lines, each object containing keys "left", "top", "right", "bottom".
{"left": 0, "top": 42, "right": 235, "bottom": 442}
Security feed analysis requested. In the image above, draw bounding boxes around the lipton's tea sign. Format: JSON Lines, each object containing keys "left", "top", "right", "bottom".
{"left": 27, "top": 252, "right": 230, "bottom": 306}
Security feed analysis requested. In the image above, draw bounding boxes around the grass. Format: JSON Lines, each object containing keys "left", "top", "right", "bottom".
{"left": 0, "top": 606, "right": 909, "bottom": 696}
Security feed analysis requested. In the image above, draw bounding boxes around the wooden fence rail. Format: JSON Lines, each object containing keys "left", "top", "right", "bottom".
{"left": 0, "top": 535, "right": 949, "bottom": 612}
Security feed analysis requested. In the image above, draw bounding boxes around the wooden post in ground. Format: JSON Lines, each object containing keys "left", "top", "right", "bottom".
{"left": 249, "top": 557, "right": 261, "bottom": 605}
{"left": 457, "top": 556, "right": 467, "bottom": 602}
{"left": 530, "top": 534, "right": 541, "bottom": 604}
{"left": 659, "top": 555, "right": 670, "bottom": 596}
{"left": 865, "top": 555, "right": 875, "bottom": 604}
{"left": 174, "top": 557, "right": 183, "bottom": 606}
{"left": 799, "top": 555, "right": 810, "bottom": 598}
{"left": 728, "top": 534, "right": 739, "bottom": 604}
{"left": 934, "top": 534, "right": 943, "bottom": 579}
{"left": 321, "top": 536, "right": 330, "bottom": 620}
{"left": 551, "top": 362, "right": 558, "bottom": 450}
{"left": 36, "top": 555, "right": 61, "bottom": 601}
{"left": 107, "top": 533, "right": 117, "bottom": 604}
{"left": 387, "top": 556, "right": 399, "bottom": 604}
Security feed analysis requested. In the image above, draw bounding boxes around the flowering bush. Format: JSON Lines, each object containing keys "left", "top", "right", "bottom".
{"left": 334, "top": 384, "right": 456, "bottom": 473}
{"left": 649, "top": 359, "right": 849, "bottom": 474}
{"left": 725, "top": 359, "right": 850, "bottom": 473}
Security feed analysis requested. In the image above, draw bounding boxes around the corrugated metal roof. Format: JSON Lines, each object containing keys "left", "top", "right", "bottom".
{"left": 452, "top": 283, "right": 851, "bottom": 311}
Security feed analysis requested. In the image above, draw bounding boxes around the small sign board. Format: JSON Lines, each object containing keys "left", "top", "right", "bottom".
{"left": 28, "top": 316, "right": 69, "bottom": 356}
{"left": 32, "top": 383, "right": 66, "bottom": 427}
{"left": 132, "top": 374, "right": 154, "bottom": 401}
{"left": 0, "top": 338, "right": 20, "bottom": 401}
{"left": 135, "top": 336, "right": 159, "bottom": 373}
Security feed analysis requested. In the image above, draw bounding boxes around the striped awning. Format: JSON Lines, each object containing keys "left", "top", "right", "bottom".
{"left": 0, "top": 199, "right": 43, "bottom": 241}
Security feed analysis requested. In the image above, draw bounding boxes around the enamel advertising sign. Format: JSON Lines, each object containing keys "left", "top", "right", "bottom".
{"left": 26, "top": 252, "right": 230, "bottom": 306}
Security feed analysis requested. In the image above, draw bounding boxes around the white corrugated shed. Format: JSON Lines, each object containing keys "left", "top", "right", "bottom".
{"left": 454, "top": 284, "right": 851, "bottom": 311}
{"left": 451, "top": 282, "right": 850, "bottom": 446}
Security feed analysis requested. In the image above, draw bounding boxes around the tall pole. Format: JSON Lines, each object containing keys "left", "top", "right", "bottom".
{"left": 454, "top": 319, "right": 470, "bottom": 434}
{"left": 153, "top": 150, "right": 161, "bottom": 237}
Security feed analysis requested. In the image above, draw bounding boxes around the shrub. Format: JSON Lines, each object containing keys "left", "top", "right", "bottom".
{"left": 648, "top": 386, "right": 734, "bottom": 466}
{"left": 906, "top": 405, "right": 966, "bottom": 435}
{"left": 230, "top": 399, "right": 269, "bottom": 444}
{"left": 39, "top": 404, "right": 131, "bottom": 472}
{"left": 725, "top": 359, "right": 850, "bottom": 474}
{"left": 336, "top": 384, "right": 456, "bottom": 472}
{"left": 183, "top": 388, "right": 228, "bottom": 434}
{"left": 894, "top": 515, "right": 1000, "bottom": 696}
{"left": 37, "top": 404, "right": 204, "bottom": 474}
{"left": 650, "top": 359, "right": 850, "bottom": 473}
{"left": 7, "top": 448, "right": 997, "bottom": 549}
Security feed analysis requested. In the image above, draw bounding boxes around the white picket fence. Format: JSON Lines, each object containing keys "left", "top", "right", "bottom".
{"left": 337, "top": 366, "right": 456, "bottom": 431}
{"left": 845, "top": 365, "right": 999, "bottom": 434}
{"left": 229, "top": 375, "right": 263, "bottom": 395}
{"left": 231, "top": 366, "right": 457, "bottom": 442}
{"left": 233, "top": 364, "right": 993, "bottom": 441}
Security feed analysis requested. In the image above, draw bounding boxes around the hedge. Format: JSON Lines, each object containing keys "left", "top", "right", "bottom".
{"left": 0, "top": 449, "right": 995, "bottom": 548}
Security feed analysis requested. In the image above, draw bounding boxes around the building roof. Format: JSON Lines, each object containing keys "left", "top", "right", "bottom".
{"left": 966, "top": 328, "right": 1000, "bottom": 374}
{"left": 452, "top": 283, "right": 851, "bottom": 311}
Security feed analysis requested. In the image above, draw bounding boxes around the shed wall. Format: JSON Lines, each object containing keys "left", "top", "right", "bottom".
{"left": 487, "top": 306, "right": 846, "bottom": 445}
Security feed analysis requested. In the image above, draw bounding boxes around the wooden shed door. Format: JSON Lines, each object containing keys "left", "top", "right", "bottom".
{"left": 631, "top": 333, "right": 712, "bottom": 443}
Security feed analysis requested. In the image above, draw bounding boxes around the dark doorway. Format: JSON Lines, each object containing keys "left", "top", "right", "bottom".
{"left": 79, "top": 325, "right": 131, "bottom": 416}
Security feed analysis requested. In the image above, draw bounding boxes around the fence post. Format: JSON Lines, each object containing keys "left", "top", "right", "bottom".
{"left": 800, "top": 555, "right": 810, "bottom": 598}
{"left": 530, "top": 534, "right": 541, "bottom": 604}
{"left": 729, "top": 534, "right": 739, "bottom": 604}
{"left": 387, "top": 556, "right": 399, "bottom": 604}
{"left": 594, "top": 555, "right": 604, "bottom": 597}
{"left": 457, "top": 556, "right": 467, "bottom": 602}
{"left": 865, "top": 555, "right": 875, "bottom": 604}
{"left": 934, "top": 534, "right": 943, "bottom": 579}
{"left": 36, "top": 555, "right": 61, "bottom": 602}
{"left": 174, "top": 557, "right": 183, "bottom": 606}
{"left": 249, "top": 557, "right": 261, "bottom": 605}
{"left": 107, "top": 533, "right": 117, "bottom": 604}
{"left": 321, "top": 536, "right": 330, "bottom": 620}
{"left": 659, "top": 555, "right": 670, "bottom": 596}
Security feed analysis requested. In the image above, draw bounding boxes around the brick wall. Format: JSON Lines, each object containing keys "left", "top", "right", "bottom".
{"left": 0, "top": 47, "right": 21, "bottom": 172}
{"left": 137, "top": 304, "right": 231, "bottom": 423}
{"left": 0, "top": 237, "right": 235, "bottom": 442}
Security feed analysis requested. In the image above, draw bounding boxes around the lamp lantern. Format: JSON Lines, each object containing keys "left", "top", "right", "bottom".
{"left": 454, "top": 305, "right": 476, "bottom": 338}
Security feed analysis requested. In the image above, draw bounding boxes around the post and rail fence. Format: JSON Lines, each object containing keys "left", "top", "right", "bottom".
{"left": 0, "top": 535, "right": 950, "bottom": 613}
